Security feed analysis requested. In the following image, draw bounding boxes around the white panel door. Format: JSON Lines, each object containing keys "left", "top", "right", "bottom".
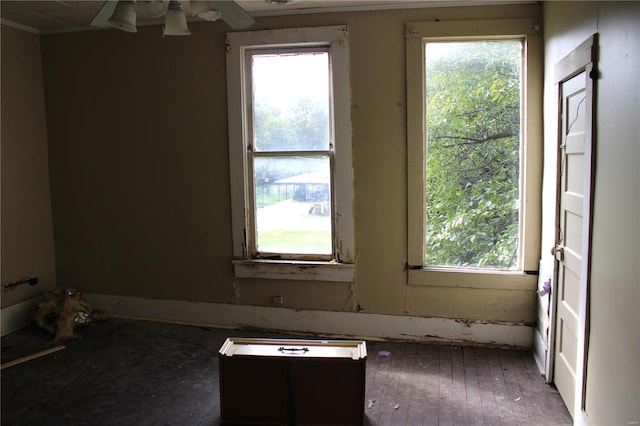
{"left": 547, "top": 35, "right": 597, "bottom": 420}
{"left": 553, "top": 70, "right": 588, "bottom": 414}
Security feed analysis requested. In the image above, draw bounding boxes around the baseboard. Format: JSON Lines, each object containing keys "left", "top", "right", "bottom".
{"left": 85, "top": 293, "right": 534, "bottom": 348}
{"left": 1, "top": 296, "right": 42, "bottom": 336}
{"left": 533, "top": 326, "right": 547, "bottom": 375}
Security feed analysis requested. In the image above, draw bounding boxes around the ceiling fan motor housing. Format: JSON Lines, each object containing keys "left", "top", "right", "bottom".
{"left": 135, "top": 0, "right": 170, "bottom": 18}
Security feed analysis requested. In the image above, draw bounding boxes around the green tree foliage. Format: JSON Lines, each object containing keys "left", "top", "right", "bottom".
{"left": 425, "top": 41, "right": 521, "bottom": 269}
{"left": 253, "top": 98, "right": 329, "bottom": 152}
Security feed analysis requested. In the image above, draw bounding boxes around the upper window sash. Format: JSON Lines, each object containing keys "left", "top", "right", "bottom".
{"left": 406, "top": 19, "right": 542, "bottom": 288}
{"left": 244, "top": 46, "right": 333, "bottom": 154}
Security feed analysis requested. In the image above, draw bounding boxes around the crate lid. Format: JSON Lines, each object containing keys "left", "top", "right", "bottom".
{"left": 219, "top": 337, "right": 367, "bottom": 360}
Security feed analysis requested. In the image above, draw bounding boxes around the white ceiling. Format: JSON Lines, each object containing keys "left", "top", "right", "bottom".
{"left": 0, "top": 0, "right": 529, "bottom": 34}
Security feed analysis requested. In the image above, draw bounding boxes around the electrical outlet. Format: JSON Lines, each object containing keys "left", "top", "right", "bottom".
{"left": 272, "top": 295, "right": 284, "bottom": 305}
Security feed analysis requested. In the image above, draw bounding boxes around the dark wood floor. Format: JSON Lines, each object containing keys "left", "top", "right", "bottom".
{"left": 1, "top": 318, "right": 571, "bottom": 425}
{"left": 364, "top": 340, "right": 571, "bottom": 425}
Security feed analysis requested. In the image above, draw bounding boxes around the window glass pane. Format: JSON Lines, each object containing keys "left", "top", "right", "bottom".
{"left": 252, "top": 52, "right": 330, "bottom": 152}
{"left": 424, "top": 40, "right": 522, "bottom": 269}
{"left": 254, "top": 156, "right": 332, "bottom": 255}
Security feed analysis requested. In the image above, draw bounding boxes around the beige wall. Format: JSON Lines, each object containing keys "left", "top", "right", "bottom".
{"left": 39, "top": 4, "right": 541, "bottom": 326}
{"left": 541, "top": 1, "right": 640, "bottom": 424}
{"left": 1, "top": 25, "right": 57, "bottom": 307}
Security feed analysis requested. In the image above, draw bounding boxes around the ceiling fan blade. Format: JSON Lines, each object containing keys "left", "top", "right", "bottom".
{"left": 210, "top": 0, "right": 255, "bottom": 30}
{"left": 91, "top": 1, "right": 119, "bottom": 27}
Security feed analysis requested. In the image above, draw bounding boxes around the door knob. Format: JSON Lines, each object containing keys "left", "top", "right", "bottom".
{"left": 551, "top": 245, "right": 564, "bottom": 261}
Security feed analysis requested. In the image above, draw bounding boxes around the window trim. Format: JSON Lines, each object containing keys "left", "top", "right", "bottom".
{"left": 226, "top": 25, "right": 354, "bottom": 282}
{"left": 406, "top": 19, "right": 542, "bottom": 288}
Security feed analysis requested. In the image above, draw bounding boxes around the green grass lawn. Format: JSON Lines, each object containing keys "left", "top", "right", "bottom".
{"left": 257, "top": 229, "right": 331, "bottom": 254}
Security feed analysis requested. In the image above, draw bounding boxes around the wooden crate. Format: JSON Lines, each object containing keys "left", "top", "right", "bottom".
{"left": 218, "top": 337, "right": 367, "bottom": 425}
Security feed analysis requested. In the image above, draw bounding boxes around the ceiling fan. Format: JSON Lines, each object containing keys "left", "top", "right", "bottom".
{"left": 91, "top": 0, "right": 255, "bottom": 35}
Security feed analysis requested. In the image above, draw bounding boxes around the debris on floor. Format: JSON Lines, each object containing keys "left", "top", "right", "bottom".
{"left": 0, "top": 345, "right": 65, "bottom": 370}
{"left": 368, "top": 399, "right": 376, "bottom": 408}
{"left": 33, "top": 287, "right": 109, "bottom": 342}
{"left": 378, "top": 350, "right": 391, "bottom": 356}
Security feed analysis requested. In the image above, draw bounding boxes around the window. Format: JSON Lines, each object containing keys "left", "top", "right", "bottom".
{"left": 250, "top": 49, "right": 332, "bottom": 257}
{"left": 226, "top": 26, "right": 354, "bottom": 282}
{"left": 425, "top": 40, "right": 522, "bottom": 270}
{"left": 406, "top": 19, "right": 542, "bottom": 287}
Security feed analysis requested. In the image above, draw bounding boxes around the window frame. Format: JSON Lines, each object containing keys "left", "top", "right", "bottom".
{"left": 226, "top": 25, "right": 354, "bottom": 282}
{"left": 245, "top": 46, "right": 333, "bottom": 260}
{"left": 406, "top": 19, "right": 542, "bottom": 289}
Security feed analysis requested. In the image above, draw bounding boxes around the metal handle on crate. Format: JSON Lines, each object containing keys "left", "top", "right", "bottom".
{"left": 278, "top": 346, "right": 309, "bottom": 353}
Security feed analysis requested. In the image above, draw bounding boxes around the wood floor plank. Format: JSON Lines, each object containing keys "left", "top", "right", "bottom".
{"left": 405, "top": 344, "right": 430, "bottom": 426}
{"left": 450, "top": 346, "right": 470, "bottom": 426}
{"left": 418, "top": 342, "right": 441, "bottom": 426}
{"left": 475, "top": 347, "right": 502, "bottom": 425}
{"left": 364, "top": 343, "right": 388, "bottom": 422}
{"left": 437, "top": 346, "right": 454, "bottom": 426}
{"left": 375, "top": 343, "right": 410, "bottom": 425}
{"left": 463, "top": 346, "right": 484, "bottom": 424}
{"left": 486, "top": 349, "right": 516, "bottom": 425}
{"left": 387, "top": 344, "right": 415, "bottom": 425}
{"left": 498, "top": 348, "right": 532, "bottom": 425}
{"left": 512, "top": 350, "right": 541, "bottom": 424}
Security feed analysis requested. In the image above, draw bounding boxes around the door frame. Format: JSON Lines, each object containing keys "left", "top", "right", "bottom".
{"left": 546, "top": 33, "right": 598, "bottom": 421}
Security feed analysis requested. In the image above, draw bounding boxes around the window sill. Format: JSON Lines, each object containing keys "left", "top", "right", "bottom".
{"left": 233, "top": 259, "right": 354, "bottom": 282}
{"left": 408, "top": 267, "right": 537, "bottom": 290}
